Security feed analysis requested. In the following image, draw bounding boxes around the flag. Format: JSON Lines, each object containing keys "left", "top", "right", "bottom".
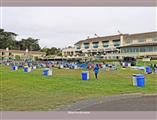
{"left": 118, "top": 30, "right": 121, "bottom": 34}
{"left": 94, "top": 33, "right": 98, "bottom": 37}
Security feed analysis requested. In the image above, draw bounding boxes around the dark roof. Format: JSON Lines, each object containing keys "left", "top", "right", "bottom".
{"left": 129, "top": 31, "right": 157, "bottom": 37}
{"left": 119, "top": 42, "right": 157, "bottom": 48}
{"left": 74, "top": 34, "right": 122, "bottom": 45}
{"left": 74, "top": 31, "right": 157, "bottom": 45}
{"left": 123, "top": 31, "right": 157, "bottom": 40}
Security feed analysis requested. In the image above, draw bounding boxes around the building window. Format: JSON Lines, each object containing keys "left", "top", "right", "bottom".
{"left": 153, "top": 37, "right": 157, "bottom": 41}
{"left": 93, "top": 42, "right": 99, "bottom": 48}
{"left": 124, "top": 48, "right": 127, "bottom": 53}
{"left": 125, "top": 40, "right": 132, "bottom": 44}
{"left": 114, "top": 44, "right": 120, "bottom": 47}
{"left": 135, "top": 48, "right": 139, "bottom": 52}
{"left": 84, "top": 43, "right": 89, "bottom": 49}
{"left": 147, "top": 47, "right": 153, "bottom": 52}
{"left": 121, "top": 46, "right": 157, "bottom": 53}
{"left": 77, "top": 47, "right": 80, "bottom": 49}
{"left": 76, "top": 45, "right": 80, "bottom": 49}
{"left": 9, "top": 52, "right": 12, "bottom": 56}
{"left": 113, "top": 39, "right": 120, "bottom": 47}
{"left": 138, "top": 39, "right": 145, "bottom": 43}
{"left": 121, "top": 49, "right": 124, "bottom": 53}
{"left": 154, "top": 46, "right": 157, "bottom": 51}
{"left": 2, "top": 52, "right": 5, "bottom": 55}
{"left": 140, "top": 47, "right": 146, "bottom": 52}
{"left": 103, "top": 41, "right": 109, "bottom": 48}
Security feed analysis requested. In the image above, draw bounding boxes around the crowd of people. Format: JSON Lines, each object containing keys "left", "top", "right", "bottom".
{"left": 1, "top": 59, "right": 157, "bottom": 80}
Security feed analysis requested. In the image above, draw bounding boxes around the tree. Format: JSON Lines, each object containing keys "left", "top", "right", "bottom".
{"left": 15, "top": 55, "right": 21, "bottom": 60}
{"left": 19, "top": 37, "right": 40, "bottom": 51}
{"left": 0, "top": 28, "right": 18, "bottom": 49}
{"left": 0, "top": 29, "right": 64, "bottom": 56}
{"left": 40, "top": 47, "right": 62, "bottom": 56}
{"left": 0, "top": 29, "right": 41, "bottom": 51}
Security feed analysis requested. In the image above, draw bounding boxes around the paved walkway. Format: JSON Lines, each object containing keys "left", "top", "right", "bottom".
{"left": 54, "top": 93, "right": 157, "bottom": 111}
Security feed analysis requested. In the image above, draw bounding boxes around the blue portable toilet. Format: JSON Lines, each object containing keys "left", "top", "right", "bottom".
{"left": 24, "top": 67, "right": 31, "bottom": 72}
{"left": 43, "top": 69, "right": 49, "bottom": 76}
{"left": 145, "top": 66, "right": 152, "bottom": 74}
{"left": 133, "top": 74, "right": 145, "bottom": 87}
{"left": 24, "top": 67, "right": 28, "bottom": 72}
{"left": 125, "top": 62, "right": 128, "bottom": 67}
{"left": 136, "top": 74, "right": 145, "bottom": 87}
{"left": 82, "top": 71, "right": 89, "bottom": 80}
{"left": 12, "top": 66, "right": 18, "bottom": 71}
{"left": 43, "top": 68, "right": 52, "bottom": 76}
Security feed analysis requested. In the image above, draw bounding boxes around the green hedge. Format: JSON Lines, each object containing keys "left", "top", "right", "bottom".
{"left": 136, "top": 60, "right": 157, "bottom": 66}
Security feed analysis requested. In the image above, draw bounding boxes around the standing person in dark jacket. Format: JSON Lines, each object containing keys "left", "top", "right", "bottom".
{"left": 94, "top": 64, "right": 100, "bottom": 79}
{"left": 153, "top": 64, "right": 156, "bottom": 73}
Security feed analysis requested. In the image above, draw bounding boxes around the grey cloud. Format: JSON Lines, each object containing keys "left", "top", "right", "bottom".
{"left": 1, "top": 7, "right": 156, "bottom": 48}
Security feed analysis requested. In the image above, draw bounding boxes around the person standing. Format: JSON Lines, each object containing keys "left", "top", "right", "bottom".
{"left": 94, "top": 64, "right": 100, "bottom": 79}
{"left": 154, "top": 64, "right": 157, "bottom": 74}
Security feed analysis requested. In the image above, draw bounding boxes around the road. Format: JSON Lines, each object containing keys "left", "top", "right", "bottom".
{"left": 55, "top": 93, "right": 157, "bottom": 111}
{"left": 81, "top": 95, "right": 157, "bottom": 111}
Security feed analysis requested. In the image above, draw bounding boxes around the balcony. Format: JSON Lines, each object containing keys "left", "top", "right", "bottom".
{"left": 103, "top": 45, "right": 109, "bottom": 48}
{"left": 93, "top": 45, "right": 99, "bottom": 48}
{"left": 84, "top": 46, "right": 89, "bottom": 49}
{"left": 114, "top": 44, "right": 120, "bottom": 47}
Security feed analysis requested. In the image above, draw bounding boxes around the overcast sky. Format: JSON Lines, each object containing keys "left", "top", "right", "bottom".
{"left": 1, "top": 7, "right": 156, "bottom": 48}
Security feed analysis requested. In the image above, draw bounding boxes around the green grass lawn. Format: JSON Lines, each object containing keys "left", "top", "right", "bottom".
{"left": 136, "top": 60, "right": 157, "bottom": 66}
{"left": 0, "top": 65, "right": 157, "bottom": 111}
